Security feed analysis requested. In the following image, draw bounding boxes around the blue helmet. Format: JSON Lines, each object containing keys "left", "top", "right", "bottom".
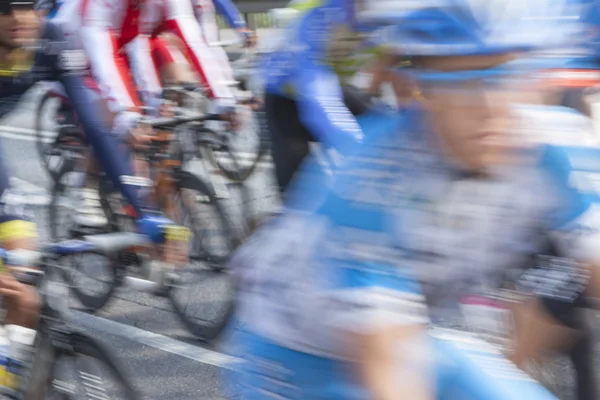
{"left": 552, "top": 0, "right": 600, "bottom": 69}
{"left": 370, "top": 0, "right": 574, "bottom": 57}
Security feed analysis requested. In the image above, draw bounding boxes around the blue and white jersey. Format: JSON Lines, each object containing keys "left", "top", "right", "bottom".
{"left": 259, "top": 0, "right": 386, "bottom": 153}
{"left": 230, "top": 105, "right": 600, "bottom": 348}
{"left": 227, "top": 106, "right": 600, "bottom": 398}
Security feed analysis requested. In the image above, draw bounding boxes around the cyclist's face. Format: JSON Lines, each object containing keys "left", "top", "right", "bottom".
{"left": 421, "top": 55, "right": 523, "bottom": 171}
{"left": 0, "top": 1, "right": 38, "bottom": 49}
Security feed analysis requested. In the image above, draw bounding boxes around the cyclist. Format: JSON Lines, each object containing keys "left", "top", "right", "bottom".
{"left": 225, "top": 0, "right": 595, "bottom": 398}
{"left": 0, "top": 0, "right": 186, "bottom": 296}
{"left": 51, "top": 0, "right": 176, "bottom": 137}
{"left": 127, "top": 0, "right": 257, "bottom": 120}
{"left": 261, "top": 0, "right": 420, "bottom": 199}
{"left": 51, "top": 0, "right": 200, "bottom": 228}
{"left": 53, "top": 0, "right": 255, "bottom": 130}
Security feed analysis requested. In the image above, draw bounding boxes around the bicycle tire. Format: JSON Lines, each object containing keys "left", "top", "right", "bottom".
{"left": 61, "top": 250, "right": 121, "bottom": 313}
{"left": 168, "top": 172, "right": 238, "bottom": 341}
{"left": 35, "top": 90, "right": 62, "bottom": 177}
{"left": 49, "top": 165, "right": 121, "bottom": 313}
{"left": 197, "top": 146, "right": 256, "bottom": 238}
{"left": 203, "top": 108, "right": 269, "bottom": 183}
{"left": 29, "top": 330, "right": 140, "bottom": 400}
{"left": 177, "top": 171, "right": 241, "bottom": 256}
{"left": 49, "top": 157, "right": 79, "bottom": 242}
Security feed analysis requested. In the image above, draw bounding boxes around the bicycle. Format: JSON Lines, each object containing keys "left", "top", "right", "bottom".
{"left": 161, "top": 85, "right": 256, "bottom": 234}
{"left": 173, "top": 40, "right": 271, "bottom": 184}
{"left": 49, "top": 110, "right": 239, "bottom": 341}
{"left": 0, "top": 245, "right": 139, "bottom": 400}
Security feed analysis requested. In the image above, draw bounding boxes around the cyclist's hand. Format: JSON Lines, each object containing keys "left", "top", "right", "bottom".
{"left": 0, "top": 272, "right": 40, "bottom": 327}
{"left": 128, "top": 123, "right": 156, "bottom": 150}
{"left": 159, "top": 101, "right": 177, "bottom": 118}
{"left": 239, "top": 95, "right": 263, "bottom": 111}
{"left": 221, "top": 108, "right": 241, "bottom": 132}
{"left": 238, "top": 28, "right": 257, "bottom": 48}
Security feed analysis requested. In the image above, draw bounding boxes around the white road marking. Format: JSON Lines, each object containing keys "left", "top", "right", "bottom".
{"left": 71, "top": 310, "right": 242, "bottom": 370}
{"left": 0, "top": 124, "right": 272, "bottom": 166}
{"left": 0, "top": 125, "right": 48, "bottom": 142}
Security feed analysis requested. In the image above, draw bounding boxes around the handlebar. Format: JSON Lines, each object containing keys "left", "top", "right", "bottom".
{"left": 139, "top": 112, "right": 221, "bottom": 129}
{"left": 162, "top": 84, "right": 205, "bottom": 97}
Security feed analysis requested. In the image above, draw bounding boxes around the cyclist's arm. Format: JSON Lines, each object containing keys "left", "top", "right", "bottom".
{"left": 0, "top": 217, "right": 40, "bottom": 328}
{"left": 79, "top": 0, "right": 143, "bottom": 134}
{"left": 126, "top": 35, "right": 164, "bottom": 110}
{"left": 213, "top": 0, "right": 247, "bottom": 31}
{"left": 541, "top": 145, "right": 600, "bottom": 263}
{"left": 539, "top": 145, "right": 600, "bottom": 304}
{"left": 511, "top": 144, "right": 600, "bottom": 368}
{"left": 289, "top": 10, "right": 364, "bottom": 154}
{"left": 353, "top": 325, "right": 431, "bottom": 400}
{"left": 163, "top": 0, "right": 236, "bottom": 104}
{"left": 0, "top": 217, "right": 41, "bottom": 329}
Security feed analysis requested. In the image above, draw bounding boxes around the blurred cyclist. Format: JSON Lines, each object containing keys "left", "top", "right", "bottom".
{"left": 261, "top": 0, "right": 419, "bottom": 199}
{"left": 0, "top": 0, "right": 162, "bottom": 329}
{"left": 127, "top": 0, "right": 256, "bottom": 124}
{"left": 225, "top": 0, "right": 599, "bottom": 399}
{"left": 2, "top": 0, "right": 190, "bottom": 285}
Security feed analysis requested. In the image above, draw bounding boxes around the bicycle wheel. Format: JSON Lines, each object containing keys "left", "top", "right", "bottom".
{"left": 202, "top": 107, "right": 269, "bottom": 183}
{"left": 35, "top": 90, "right": 80, "bottom": 180}
{"left": 61, "top": 250, "right": 122, "bottom": 313}
{"left": 49, "top": 158, "right": 85, "bottom": 242}
{"left": 50, "top": 166, "right": 120, "bottom": 312}
{"left": 29, "top": 330, "right": 139, "bottom": 400}
{"left": 177, "top": 172, "right": 239, "bottom": 261}
{"left": 168, "top": 173, "right": 238, "bottom": 341}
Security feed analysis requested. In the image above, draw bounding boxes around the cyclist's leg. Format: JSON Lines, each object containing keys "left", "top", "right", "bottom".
{"left": 510, "top": 297, "right": 575, "bottom": 368}
{"left": 264, "top": 93, "right": 313, "bottom": 197}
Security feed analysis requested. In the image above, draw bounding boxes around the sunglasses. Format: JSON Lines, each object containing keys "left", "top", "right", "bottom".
{"left": 0, "top": 1, "right": 34, "bottom": 15}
